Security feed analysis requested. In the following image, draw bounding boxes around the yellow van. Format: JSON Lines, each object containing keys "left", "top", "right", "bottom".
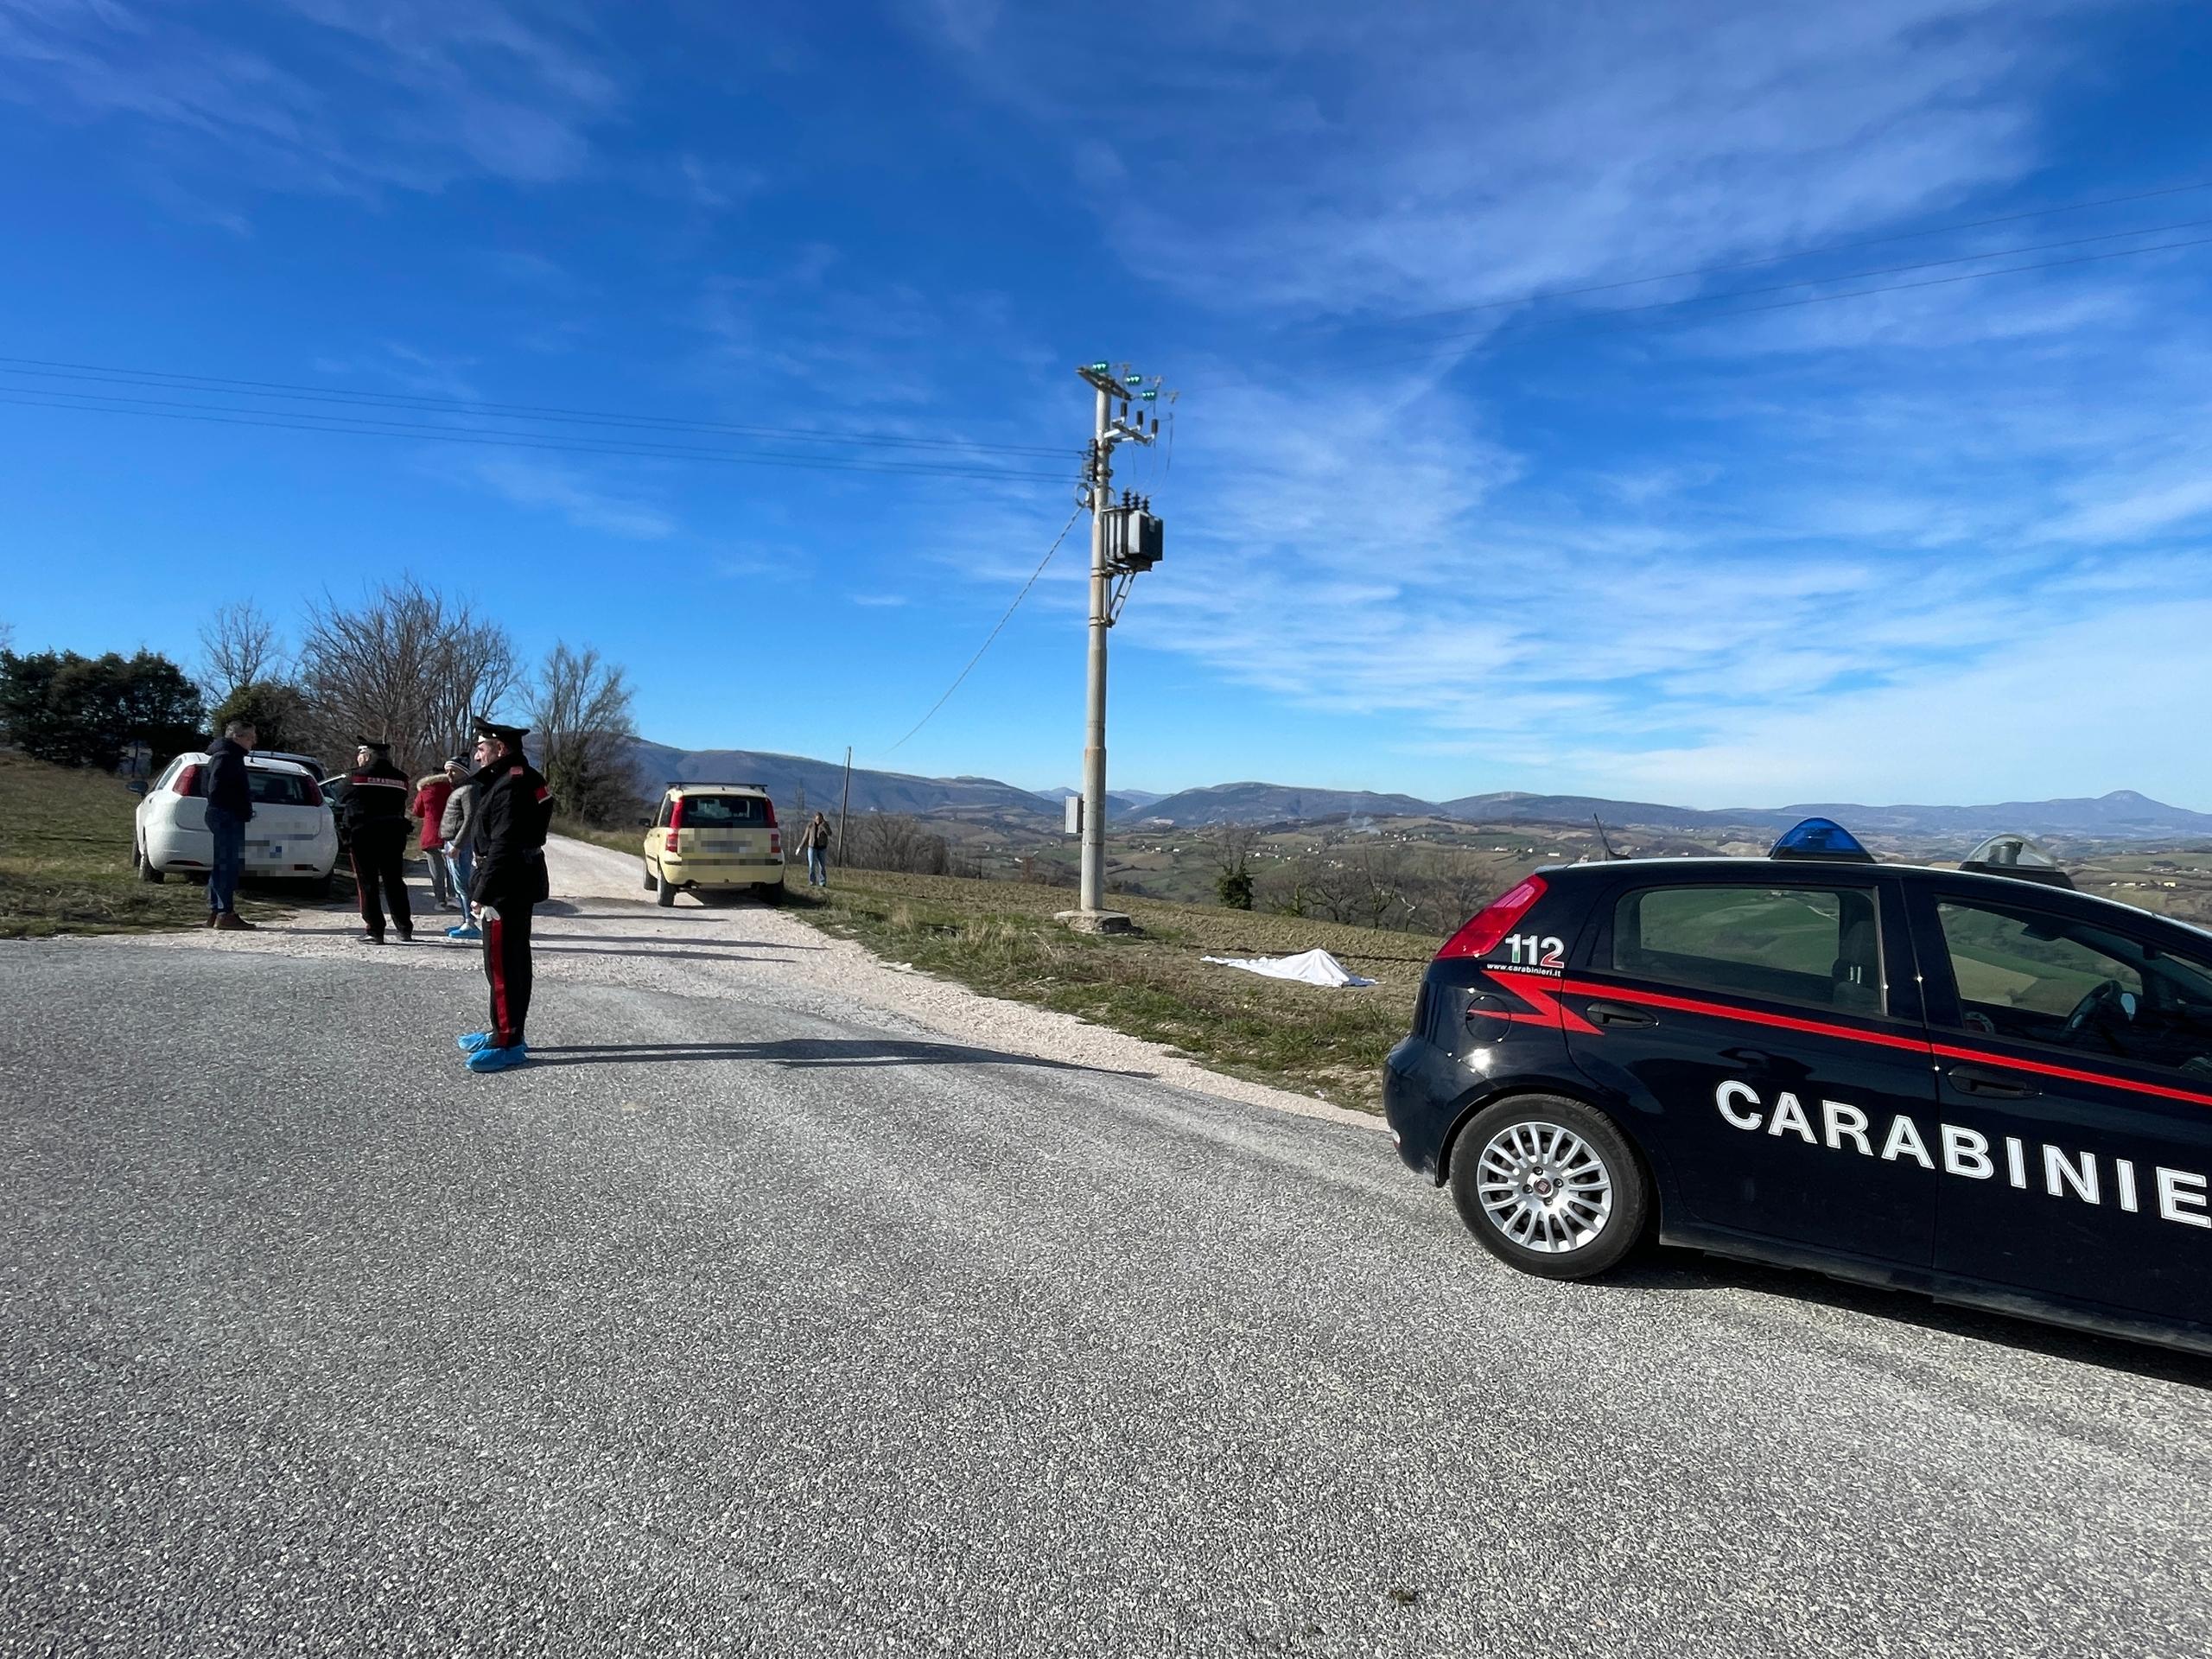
{"left": 642, "top": 783, "right": 785, "bottom": 906}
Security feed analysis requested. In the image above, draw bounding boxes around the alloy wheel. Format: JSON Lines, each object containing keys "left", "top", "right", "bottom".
{"left": 1473, "top": 1120, "right": 1614, "bottom": 1254}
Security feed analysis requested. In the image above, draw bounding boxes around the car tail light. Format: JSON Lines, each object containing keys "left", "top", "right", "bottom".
{"left": 302, "top": 779, "right": 323, "bottom": 807}
{"left": 663, "top": 798, "right": 684, "bottom": 853}
{"left": 173, "top": 764, "right": 202, "bottom": 797}
{"left": 762, "top": 798, "right": 779, "bottom": 828}
{"left": 1435, "top": 875, "right": 1548, "bottom": 961}
{"left": 769, "top": 832, "right": 782, "bottom": 855}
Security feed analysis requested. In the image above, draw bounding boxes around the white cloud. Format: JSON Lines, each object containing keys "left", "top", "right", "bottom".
{"left": 0, "top": 0, "right": 624, "bottom": 200}
{"left": 467, "top": 458, "right": 676, "bottom": 540}
{"left": 2044, "top": 469, "right": 2212, "bottom": 543}
{"left": 1589, "top": 598, "right": 2212, "bottom": 807}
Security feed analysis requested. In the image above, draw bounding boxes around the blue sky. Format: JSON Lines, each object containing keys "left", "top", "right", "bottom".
{"left": 3, "top": 0, "right": 2210, "bottom": 809}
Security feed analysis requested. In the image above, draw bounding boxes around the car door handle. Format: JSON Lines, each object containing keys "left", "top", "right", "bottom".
{"left": 1947, "top": 1065, "right": 2037, "bottom": 1100}
{"left": 1585, "top": 1001, "right": 1658, "bottom": 1028}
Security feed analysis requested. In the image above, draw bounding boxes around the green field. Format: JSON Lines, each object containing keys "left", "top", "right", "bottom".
{"left": 0, "top": 751, "right": 283, "bottom": 938}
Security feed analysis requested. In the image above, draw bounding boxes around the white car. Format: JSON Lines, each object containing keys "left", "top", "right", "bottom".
{"left": 134, "top": 752, "right": 340, "bottom": 895}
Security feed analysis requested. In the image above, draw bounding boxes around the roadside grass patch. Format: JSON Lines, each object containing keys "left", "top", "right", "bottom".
{"left": 786, "top": 868, "right": 1430, "bottom": 1112}
{"left": 0, "top": 751, "right": 283, "bottom": 938}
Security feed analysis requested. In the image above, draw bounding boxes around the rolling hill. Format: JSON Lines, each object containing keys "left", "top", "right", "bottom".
{"left": 1128, "top": 781, "right": 1440, "bottom": 827}
{"left": 626, "top": 742, "right": 1059, "bottom": 823}
{"left": 623, "top": 741, "right": 2212, "bottom": 844}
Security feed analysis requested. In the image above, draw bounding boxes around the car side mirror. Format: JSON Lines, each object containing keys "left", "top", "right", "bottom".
{"left": 127, "top": 780, "right": 148, "bottom": 797}
{"left": 636, "top": 817, "right": 652, "bottom": 827}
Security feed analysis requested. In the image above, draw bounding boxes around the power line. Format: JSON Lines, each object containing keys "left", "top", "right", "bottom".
{"left": 0, "top": 353, "right": 1077, "bottom": 460}
{"left": 0, "top": 389, "right": 1079, "bottom": 483}
{"left": 1282, "top": 176, "right": 2212, "bottom": 336}
{"left": 882, "top": 505, "right": 1085, "bottom": 755}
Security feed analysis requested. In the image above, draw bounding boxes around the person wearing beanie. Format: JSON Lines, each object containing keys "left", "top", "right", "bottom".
{"left": 410, "top": 764, "right": 460, "bottom": 911}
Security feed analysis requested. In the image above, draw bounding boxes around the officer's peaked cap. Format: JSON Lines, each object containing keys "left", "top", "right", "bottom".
{"left": 355, "top": 735, "right": 392, "bottom": 751}
{"left": 473, "top": 715, "right": 530, "bottom": 745}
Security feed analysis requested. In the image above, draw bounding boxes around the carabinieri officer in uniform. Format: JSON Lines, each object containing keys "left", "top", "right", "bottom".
{"left": 341, "top": 736, "right": 416, "bottom": 944}
{"left": 454, "top": 715, "right": 554, "bottom": 1074}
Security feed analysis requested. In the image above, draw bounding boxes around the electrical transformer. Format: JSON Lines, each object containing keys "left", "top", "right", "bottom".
{"left": 1108, "top": 505, "right": 1165, "bottom": 573}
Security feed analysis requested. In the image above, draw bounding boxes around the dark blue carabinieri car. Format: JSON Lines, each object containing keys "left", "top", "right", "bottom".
{"left": 1384, "top": 819, "right": 2212, "bottom": 1357}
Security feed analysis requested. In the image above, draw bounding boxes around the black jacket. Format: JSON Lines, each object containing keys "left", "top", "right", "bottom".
{"left": 467, "top": 756, "right": 553, "bottom": 906}
{"left": 204, "top": 737, "right": 255, "bottom": 822}
{"left": 339, "top": 757, "right": 412, "bottom": 836}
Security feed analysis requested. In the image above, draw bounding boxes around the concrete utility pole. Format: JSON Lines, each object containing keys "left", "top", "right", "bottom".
{"left": 838, "top": 746, "right": 853, "bottom": 854}
{"left": 1068, "top": 361, "right": 1166, "bottom": 929}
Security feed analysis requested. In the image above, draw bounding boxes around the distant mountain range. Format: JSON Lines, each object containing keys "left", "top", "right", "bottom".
{"left": 627, "top": 741, "right": 2212, "bottom": 843}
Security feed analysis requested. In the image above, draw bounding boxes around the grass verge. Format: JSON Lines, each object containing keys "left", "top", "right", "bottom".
{"left": 0, "top": 751, "right": 285, "bottom": 938}
{"left": 791, "top": 871, "right": 1429, "bottom": 1113}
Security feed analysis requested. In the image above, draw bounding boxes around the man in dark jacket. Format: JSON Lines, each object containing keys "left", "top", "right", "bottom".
{"left": 454, "top": 716, "right": 553, "bottom": 1073}
{"left": 340, "top": 736, "right": 415, "bottom": 944}
{"left": 203, "top": 718, "right": 258, "bottom": 931}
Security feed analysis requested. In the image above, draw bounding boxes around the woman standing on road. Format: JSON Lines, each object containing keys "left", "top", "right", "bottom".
{"left": 798, "top": 811, "right": 833, "bottom": 888}
{"left": 410, "top": 766, "right": 458, "bottom": 911}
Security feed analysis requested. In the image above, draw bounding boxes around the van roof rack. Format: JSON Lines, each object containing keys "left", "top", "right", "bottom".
{"left": 663, "top": 779, "right": 770, "bottom": 791}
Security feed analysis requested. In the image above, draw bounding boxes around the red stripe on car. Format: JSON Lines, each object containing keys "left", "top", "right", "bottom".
{"left": 1553, "top": 976, "right": 2212, "bottom": 1108}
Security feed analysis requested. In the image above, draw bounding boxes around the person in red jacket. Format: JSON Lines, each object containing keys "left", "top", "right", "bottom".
{"left": 410, "top": 767, "right": 458, "bottom": 911}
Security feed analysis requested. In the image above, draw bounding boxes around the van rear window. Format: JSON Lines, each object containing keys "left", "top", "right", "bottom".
{"left": 678, "top": 795, "right": 767, "bottom": 828}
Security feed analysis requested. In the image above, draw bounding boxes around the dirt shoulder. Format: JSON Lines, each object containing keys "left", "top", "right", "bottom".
{"left": 551, "top": 836, "right": 1386, "bottom": 1132}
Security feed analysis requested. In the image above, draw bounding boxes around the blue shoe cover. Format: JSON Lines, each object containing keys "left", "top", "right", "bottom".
{"left": 448, "top": 925, "right": 483, "bottom": 940}
{"left": 465, "top": 1043, "right": 530, "bottom": 1073}
{"left": 455, "top": 1030, "right": 496, "bottom": 1052}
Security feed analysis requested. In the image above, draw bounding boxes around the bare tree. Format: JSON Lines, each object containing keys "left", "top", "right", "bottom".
{"left": 296, "top": 578, "right": 518, "bottom": 774}
{"left": 199, "top": 601, "right": 282, "bottom": 705}
{"left": 842, "top": 813, "right": 951, "bottom": 875}
{"left": 1347, "top": 842, "right": 1414, "bottom": 930}
{"left": 531, "top": 642, "right": 639, "bottom": 825}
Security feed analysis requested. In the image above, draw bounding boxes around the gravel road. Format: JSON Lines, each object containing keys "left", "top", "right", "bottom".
{"left": 3, "top": 843, "right": 2208, "bottom": 1656}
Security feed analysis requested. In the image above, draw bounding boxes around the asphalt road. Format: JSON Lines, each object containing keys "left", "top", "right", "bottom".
{"left": 3, "top": 921, "right": 2209, "bottom": 1657}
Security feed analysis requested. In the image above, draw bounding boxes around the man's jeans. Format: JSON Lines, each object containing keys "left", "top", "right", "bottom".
{"left": 425, "top": 847, "right": 456, "bottom": 908}
{"left": 448, "top": 842, "right": 475, "bottom": 925}
{"left": 806, "top": 848, "right": 826, "bottom": 887}
{"left": 207, "top": 805, "right": 245, "bottom": 914}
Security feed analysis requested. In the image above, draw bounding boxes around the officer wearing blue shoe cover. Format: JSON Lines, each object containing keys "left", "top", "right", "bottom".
{"left": 458, "top": 716, "right": 554, "bottom": 1072}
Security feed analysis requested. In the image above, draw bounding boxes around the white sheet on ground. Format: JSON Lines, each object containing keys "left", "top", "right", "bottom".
{"left": 1201, "top": 948, "right": 1376, "bottom": 988}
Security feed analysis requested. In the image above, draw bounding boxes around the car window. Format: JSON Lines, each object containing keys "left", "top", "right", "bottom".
{"left": 1613, "top": 884, "right": 1884, "bottom": 1014}
{"left": 1936, "top": 899, "right": 2212, "bottom": 1077}
{"left": 154, "top": 757, "right": 186, "bottom": 792}
{"left": 247, "top": 769, "right": 320, "bottom": 808}
{"left": 678, "top": 795, "right": 766, "bottom": 828}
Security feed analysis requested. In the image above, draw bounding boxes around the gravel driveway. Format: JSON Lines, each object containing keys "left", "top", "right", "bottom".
{"left": 3, "top": 843, "right": 2208, "bottom": 1656}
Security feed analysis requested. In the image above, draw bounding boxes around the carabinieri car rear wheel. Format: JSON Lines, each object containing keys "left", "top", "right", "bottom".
{"left": 1449, "top": 1096, "right": 1649, "bottom": 1280}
